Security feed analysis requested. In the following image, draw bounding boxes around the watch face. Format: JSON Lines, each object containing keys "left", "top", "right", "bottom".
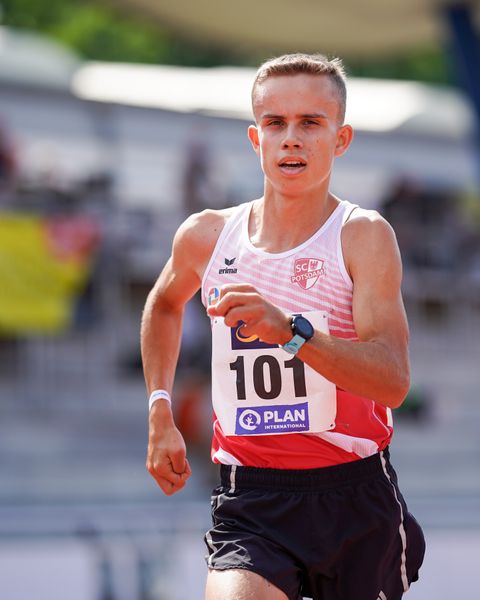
{"left": 293, "top": 316, "right": 314, "bottom": 340}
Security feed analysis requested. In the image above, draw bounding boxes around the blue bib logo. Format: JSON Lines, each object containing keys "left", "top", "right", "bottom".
{"left": 230, "top": 321, "right": 278, "bottom": 350}
{"left": 237, "top": 409, "right": 262, "bottom": 431}
{"left": 235, "top": 402, "right": 309, "bottom": 435}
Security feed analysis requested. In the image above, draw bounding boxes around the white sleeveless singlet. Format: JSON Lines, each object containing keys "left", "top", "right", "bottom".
{"left": 201, "top": 200, "right": 393, "bottom": 468}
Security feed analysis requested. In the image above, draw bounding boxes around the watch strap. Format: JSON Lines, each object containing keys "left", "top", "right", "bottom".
{"left": 282, "top": 334, "right": 307, "bottom": 355}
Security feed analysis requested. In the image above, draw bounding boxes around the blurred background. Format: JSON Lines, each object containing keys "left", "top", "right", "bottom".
{"left": 0, "top": 0, "right": 479, "bottom": 598}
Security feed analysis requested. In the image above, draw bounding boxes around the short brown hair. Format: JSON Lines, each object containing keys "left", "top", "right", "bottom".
{"left": 252, "top": 53, "right": 347, "bottom": 123}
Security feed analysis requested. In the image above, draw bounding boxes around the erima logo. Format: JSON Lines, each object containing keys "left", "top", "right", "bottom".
{"left": 219, "top": 257, "right": 237, "bottom": 274}
{"left": 235, "top": 402, "right": 309, "bottom": 435}
{"left": 377, "top": 592, "right": 387, "bottom": 600}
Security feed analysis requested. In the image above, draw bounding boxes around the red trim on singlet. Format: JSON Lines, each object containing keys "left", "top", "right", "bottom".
{"left": 211, "top": 388, "right": 393, "bottom": 469}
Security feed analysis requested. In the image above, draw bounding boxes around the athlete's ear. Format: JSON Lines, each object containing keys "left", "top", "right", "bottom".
{"left": 248, "top": 124, "right": 260, "bottom": 155}
{"left": 334, "top": 124, "right": 354, "bottom": 157}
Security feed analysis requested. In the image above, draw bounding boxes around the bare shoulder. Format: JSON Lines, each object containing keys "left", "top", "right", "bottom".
{"left": 174, "top": 206, "right": 236, "bottom": 252}
{"left": 172, "top": 206, "right": 237, "bottom": 278}
{"left": 341, "top": 207, "right": 401, "bottom": 278}
{"left": 343, "top": 207, "right": 398, "bottom": 252}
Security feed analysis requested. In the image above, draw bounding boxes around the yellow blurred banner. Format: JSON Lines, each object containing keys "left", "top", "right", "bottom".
{"left": 0, "top": 213, "right": 100, "bottom": 334}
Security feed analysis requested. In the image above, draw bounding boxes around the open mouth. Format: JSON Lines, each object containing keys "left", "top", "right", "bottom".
{"left": 279, "top": 158, "right": 307, "bottom": 173}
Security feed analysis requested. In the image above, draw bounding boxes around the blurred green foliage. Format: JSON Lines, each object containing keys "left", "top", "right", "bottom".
{"left": 348, "top": 49, "right": 452, "bottom": 85}
{"left": 0, "top": 0, "right": 248, "bottom": 65}
{"left": 0, "top": 0, "right": 452, "bottom": 83}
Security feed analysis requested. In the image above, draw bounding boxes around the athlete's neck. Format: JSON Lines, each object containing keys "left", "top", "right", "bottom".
{"left": 249, "top": 192, "right": 339, "bottom": 254}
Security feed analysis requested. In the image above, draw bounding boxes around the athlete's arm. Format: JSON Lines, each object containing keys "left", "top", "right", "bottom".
{"left": 300, "top": 211, "right": 410, "bottom": 408}
{"left": 142, "top": 209, "right": 224, "bottom": 495}
{"left": 207, "top": 212, "right": 410, "bottom": 409}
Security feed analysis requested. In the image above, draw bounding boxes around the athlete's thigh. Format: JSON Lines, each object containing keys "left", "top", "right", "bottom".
{"left": 205, "top": 568, "right": 289, "bottom": 600}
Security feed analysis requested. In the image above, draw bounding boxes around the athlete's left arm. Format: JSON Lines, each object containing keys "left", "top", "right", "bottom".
{"left": 297, "top": 211, "right": 410, "bottom": 408}
{"left": 207, "top": 212, "right": 410, "bottom": 409}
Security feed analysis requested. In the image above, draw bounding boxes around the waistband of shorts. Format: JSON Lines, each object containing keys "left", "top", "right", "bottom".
{"left": 220, "top": 447, "right": 390, "bottom": 492}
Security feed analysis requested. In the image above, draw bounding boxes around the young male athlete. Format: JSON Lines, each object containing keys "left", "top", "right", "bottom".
{"left": 142, "top": 53, "right": 425, "bottom": 600}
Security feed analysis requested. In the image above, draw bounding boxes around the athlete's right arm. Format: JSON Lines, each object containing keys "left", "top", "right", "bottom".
{"left": 142, "top": 210, "right": 223, "bottom": 495}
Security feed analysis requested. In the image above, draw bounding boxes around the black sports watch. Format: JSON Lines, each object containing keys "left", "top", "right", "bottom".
{"left": 282, "top": 315, "right": 314, "bottom": 355}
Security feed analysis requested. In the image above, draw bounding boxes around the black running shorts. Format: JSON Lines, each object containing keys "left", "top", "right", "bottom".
{"left": 204, "top": 448, "right": 425, "bottom": 600}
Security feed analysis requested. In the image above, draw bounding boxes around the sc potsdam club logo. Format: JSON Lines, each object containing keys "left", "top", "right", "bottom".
{"left": 238, "top": 409, "right": 261, "bottom": 431}
{"left": 291, "top": 257, "right": 325, "bottom": 290}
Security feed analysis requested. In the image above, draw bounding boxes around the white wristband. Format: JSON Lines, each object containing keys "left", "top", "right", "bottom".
{"left": 148, "top": 389, "right": 172, "bottom": 412}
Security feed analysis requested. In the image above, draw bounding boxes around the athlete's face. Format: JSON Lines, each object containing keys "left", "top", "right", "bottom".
{"left": 248, "top": 74, "right": 353, "bottom": 197}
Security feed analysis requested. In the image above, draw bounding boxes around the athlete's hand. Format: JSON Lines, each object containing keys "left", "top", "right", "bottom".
{"left": 146, "top": 401, "right": 191, "bottom": 496}
{"left": 207, "top": 283, "right": 291, "bottom": 345}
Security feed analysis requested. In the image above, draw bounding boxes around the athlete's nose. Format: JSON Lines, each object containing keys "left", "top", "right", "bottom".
{"left": 281, "top": 125, "right": 302, "bottom": 149}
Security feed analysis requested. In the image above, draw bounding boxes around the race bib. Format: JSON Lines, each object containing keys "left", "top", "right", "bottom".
{"left": 211, "top": 310, "right": 336, "bottom": 436}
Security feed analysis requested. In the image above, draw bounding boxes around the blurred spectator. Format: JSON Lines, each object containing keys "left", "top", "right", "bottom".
{"left": 0, "top": 117, "right": 17, "bottom": 202}
{"left": 381, "top": 176, "right": 479, "bottom": 273}
{"left": 182, "top": 125, "right": 225, "bottom": 217}
{"left": 381, "top": 177, "right": 480, "bottom": 317}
